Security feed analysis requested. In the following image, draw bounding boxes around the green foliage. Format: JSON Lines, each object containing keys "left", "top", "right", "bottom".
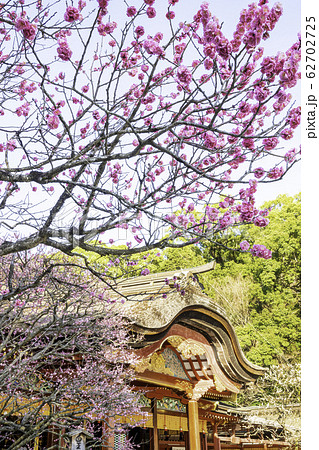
{"left": 149, "top": 245, "right": 205, "bottom": 273}
{"left": 151, "top": 194, "right": 301, "bottom": 367}
{"left": 205, "top": 194, "right": 301, "bottom": 366}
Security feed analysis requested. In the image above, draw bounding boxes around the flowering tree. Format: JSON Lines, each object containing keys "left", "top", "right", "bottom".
{"left": 238, "top": 363, "right": 301, "bottom": 447}
{"left": 0, "top": 0, "right": 300, "bottom": 270}
{"left": 0, "top": 251, "right": 141, "bottom": 449}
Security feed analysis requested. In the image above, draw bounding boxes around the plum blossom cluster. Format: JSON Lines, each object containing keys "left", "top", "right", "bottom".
{"left": 15, "top": 15, "right": 37, "bottom": 40}
{"left": 98, "top": 21, "right": 117, "bottom": 36}
{"left": 0, "top": 252, "right": 144, "bottom": 446}
{"left": 15, "top": 102, "right": 30, "bottom": 117}
{"left": 240, "top": 240, "right": 272, "bottom": 259}
{"left": 64, "top": 5, "right": 83, "bottom": 22}
{"left": 47, "top": 114, "right": 60, "bottom": 130}
{"left": 195, "top": 0, "right": 284, "bottom": 63}
{"left": 0, "top": 0, "right": 300, "bottom": 266}
{"left": 143, "top": 38, "right": 165, "bottom": 57}
{"left": 176, "top": 65, "right": 192, "bottom": 89}
{"left": 16, "top": 80, "right": 37, "bottom": 101}
{"left": 267, "top": 166, "right": 284, "bottom": 179}
{"left": 195, "top": 4, "right": 231, "bottom": 60}
{"left": 0, "top": 140, "right": 17, "bottom": 152}
{"left": 57, "top": 39, "right": 72, "bottom": 61}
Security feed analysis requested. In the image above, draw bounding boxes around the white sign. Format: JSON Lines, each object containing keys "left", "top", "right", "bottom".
{"left": 71, "top": 433, "right": 86, "bottom": 450}
{"left": 172, "top": 447, "right": 185, "bottom": 450}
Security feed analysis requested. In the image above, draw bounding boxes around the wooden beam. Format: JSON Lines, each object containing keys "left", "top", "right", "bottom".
{"left": 196, "top": 354, "right": 211, "bottom": 380}
{"left": 188, "top": 356, "right": 202, "bottom": 382}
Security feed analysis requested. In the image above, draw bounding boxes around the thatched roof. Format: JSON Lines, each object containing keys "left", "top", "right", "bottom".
{"left": 114, "top": 262, "right": 222, "bottom": 328}
{"left": 111, "top": 262, "right": 265, "bottom": 387}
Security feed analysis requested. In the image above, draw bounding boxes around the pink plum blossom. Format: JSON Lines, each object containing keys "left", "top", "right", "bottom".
{"left": 57, "top": 41, "right": 72, "bottom": 61}
{"left": 64, "top": 6, "right": 82, "bottom": 22}
{"left": 146, "top": 6, "right": 156, "bottom": 18}
{"left": 216, "top": 39, "right": 232, "bottom": 60}
{"left": 143, "top": 40, "right": 164, "bottom": 57}
{"left": 254, "top": 86, "right": 269, "bottom": 102}
{"left": 240, "top": 240, "right": 250, "bottom": 251}
{"left": 288, "top": 107, "right": 301, "bottom": 129}
{"left": 135, "top": 25, "right": 145, "bottom": 37}
{"left": 15, "top": 17, "right": 37, "bottom": 40}
{"left": 267, "top": 166, "right": 284, "bottom": 179}
{"left": 176, "top": 65, "right": 192, "bottom": 86}
{"left": 47, "top": 115, "right": 60, "bottom": 129}
{"left": 127, "top": 6, "right": 137, "bottom": 17}
{"left": 166, "top": 11, "right": 175, "bottom": 19}
{"left": 16, "top": 102, "right": 30, "bottom": 117}
{"left": 281, "top": 128, "right": 294, "bottom": 140}
{"left": 250, "top": 244, "right": 272, "bottom": 259}
{"left": 6, "top": 140, "right": 17, "bottom": 152}
{"left": 284, "top": 148, "right": 296, "bottom": 163}
{"left": 98, "top": 21, "right": 117, "bottom": 35}
{"left": 98, "top": 0, "right": 109, "bottom": 6}
{"left": 15, "top": 17, "right": 30, "bottom": 31}
{"left": 243, "top": 30, "right": 261, "bottom": 49}
{"left": 254, "top": 216, "right": 269, "bottom": 227}
{"left": 254, "top": 167, "right": 265, "bottom": 179}
{"left": 262, "top": 137, "right": 279, "bottom": 150}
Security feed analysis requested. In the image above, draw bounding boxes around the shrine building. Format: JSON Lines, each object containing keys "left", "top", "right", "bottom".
{"left": 106, "top": 262, "right": 292, "bottom": 450}
{"left": 4, "top": 262, "right": 293, "bottom": 449}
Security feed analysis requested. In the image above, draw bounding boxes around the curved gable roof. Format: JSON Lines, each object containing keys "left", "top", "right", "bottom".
{"left": 114, "top": 263, "right": 265, "bottom": 389}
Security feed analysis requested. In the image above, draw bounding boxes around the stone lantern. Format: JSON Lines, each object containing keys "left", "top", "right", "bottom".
{"left": 65, "top": 429, "right": 93, "bottom": 450}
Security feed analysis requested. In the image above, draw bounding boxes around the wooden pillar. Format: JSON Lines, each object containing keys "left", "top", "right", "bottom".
{"left": 101, "top": 420, "right": 108, "bottom": 450}
{"left": 151, "top": 398, "right": 159, "bottom": 450}
{"left": 213, "top": 422, "right": 221, "bottom": 450}
{"left": 201, "top": 431, "right": 208, "bottom": 450}
{"left": 59, "top": 428, "right": 66, "bottom": 449}
{"left": 46, "top": 424, "right": 58, "bottom": 449}
{"left": 33, "top": 437, "right": 39, "bottom": 450}
{"left": 103, "top": 417, "right": 115, "bottom": 449}
{"left": 188, "top": 400, "right": 201, "bottom": 450}
{"left": 185, "top": 430, "right": 189, "bottom": 450}
{"left": 263, "top": 444, "right": 268, "bottom": 449}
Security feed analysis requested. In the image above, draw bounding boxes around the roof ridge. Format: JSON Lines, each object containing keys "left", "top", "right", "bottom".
{"left": 116, "top": 261, "right": 216, "bottom": 289}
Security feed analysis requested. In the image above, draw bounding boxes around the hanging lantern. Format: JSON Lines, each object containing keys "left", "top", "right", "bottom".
{"left": 164, "top": 425, "right": 169, "bottom": 441}
{"left": 179, "top": 424, "right": 184, "bottom": 441}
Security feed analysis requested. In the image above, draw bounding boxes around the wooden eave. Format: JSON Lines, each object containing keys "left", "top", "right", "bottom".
{"left": 132, "top": 306, "right": 265, "bottom": 385}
